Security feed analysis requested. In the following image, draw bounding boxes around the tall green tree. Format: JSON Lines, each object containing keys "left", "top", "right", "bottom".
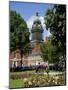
{"left": 41, "top": 37, "right": 56, "bottom": 63}
{"left": 40, "top": 42, "right": 51, "bottom": 62}
{"left": 10, "top": 11, "right": 30, "bottom": 67}
{"left": 44, "top": 5, "right": 66, "bottom": 65}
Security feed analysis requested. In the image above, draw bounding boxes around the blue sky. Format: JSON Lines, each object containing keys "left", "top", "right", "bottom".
{"left": 10, "top": 1, "right": 53, "bottom": 21}
{"left": 10, "top": 1, "right": 53, "bottom": 40}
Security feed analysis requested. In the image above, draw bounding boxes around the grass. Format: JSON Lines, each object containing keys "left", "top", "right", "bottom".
{"left": 10, "top": 79, "right": 24, "bottom": 88}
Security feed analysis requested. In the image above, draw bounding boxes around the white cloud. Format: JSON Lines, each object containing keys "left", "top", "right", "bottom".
{"left": 27, "top": 15, "right": 35, "bottom": 30}
{"left": 27, "top": 15, "right": 51, "bottom": 40}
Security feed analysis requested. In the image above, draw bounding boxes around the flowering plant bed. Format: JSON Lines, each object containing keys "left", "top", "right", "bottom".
{"left": 10, "top": 71, "right": 66, "bottom": 88}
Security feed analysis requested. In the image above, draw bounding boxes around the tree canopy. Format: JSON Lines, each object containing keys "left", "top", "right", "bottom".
{"left": 41, "top": 37, "right": 57, "bottom": 63}
{"left": 44, "top": 5, "right": 66, "bottom": 63}
{"left": 10, "top": 11, "right": 27, "bottom": 32}
{"left": 10, "top": 11, "right": 30, "bottom": 66}
{"left": 10, "top": 10, "right": 30, "bottom": 52}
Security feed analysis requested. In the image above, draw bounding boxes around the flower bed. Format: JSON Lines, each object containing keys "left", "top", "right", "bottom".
{"left": 10, "top": 72, "right": 66, "bottom": 88}
{"left": 23, "top": 75, "right": 65, "bottom": 87}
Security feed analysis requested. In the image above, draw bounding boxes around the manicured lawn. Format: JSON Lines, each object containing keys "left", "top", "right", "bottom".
{"left": 10, "top": 79, "right": 24, "bottom": 88}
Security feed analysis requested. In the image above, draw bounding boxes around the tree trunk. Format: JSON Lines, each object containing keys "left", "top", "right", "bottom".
{"left": 20, "top": 51, "right": 23, "bottom": 67}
